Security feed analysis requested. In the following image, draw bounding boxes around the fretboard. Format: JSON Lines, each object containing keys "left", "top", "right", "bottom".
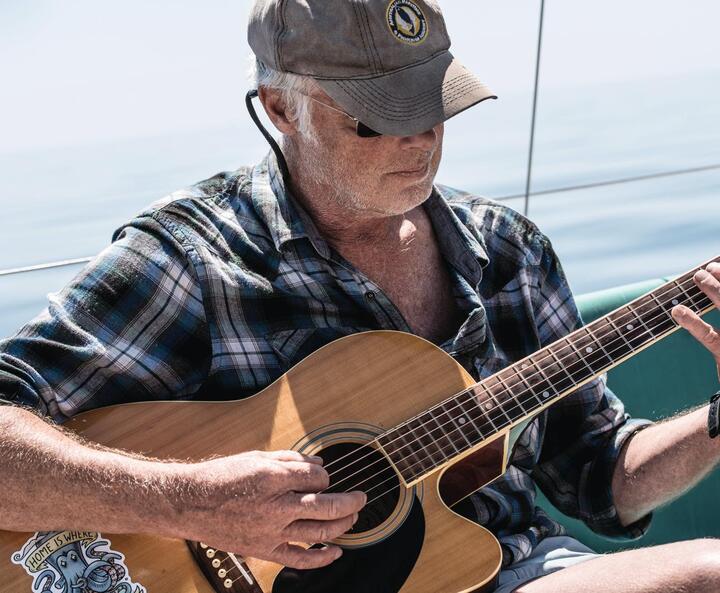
{"left": 378, "top": 255, "right": 718, "bottom": 485}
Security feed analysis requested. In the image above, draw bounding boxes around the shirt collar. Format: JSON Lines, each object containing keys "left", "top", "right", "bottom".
{"left": 423, "top": 187, "right": 489, "bottom": 287}
{"left": 250, "top": 152, "right": 332, "bottom": 259}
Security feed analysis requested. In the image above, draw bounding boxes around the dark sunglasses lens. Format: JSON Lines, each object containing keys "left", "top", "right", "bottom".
{"left": 356, "top": 121, "right": 382, "bottom": 138}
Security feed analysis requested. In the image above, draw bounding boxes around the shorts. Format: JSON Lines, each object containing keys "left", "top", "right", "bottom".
{"left": 492, "top": 535, "right": 600, "bottom": 593}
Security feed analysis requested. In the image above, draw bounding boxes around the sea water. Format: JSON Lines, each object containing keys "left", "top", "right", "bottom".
{"left": 0, "top": 73, "right": 718, "bottom": 339}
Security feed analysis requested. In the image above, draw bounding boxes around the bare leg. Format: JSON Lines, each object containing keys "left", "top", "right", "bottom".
{"left": 516, "top": 539, "right": 720, "bottom": 593}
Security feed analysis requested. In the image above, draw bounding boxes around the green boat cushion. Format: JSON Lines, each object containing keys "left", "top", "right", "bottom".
{"left": 535, "top": 278, "right": 720, "bottom": 552}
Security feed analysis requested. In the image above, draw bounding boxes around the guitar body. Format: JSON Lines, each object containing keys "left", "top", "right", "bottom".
{"left": 1, "top": 331, "right": 510, "bottom": 593}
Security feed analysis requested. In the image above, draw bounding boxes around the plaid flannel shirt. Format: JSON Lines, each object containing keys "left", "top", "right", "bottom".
{"left": 0, "top": 154, "right": 653, "bottom": 565}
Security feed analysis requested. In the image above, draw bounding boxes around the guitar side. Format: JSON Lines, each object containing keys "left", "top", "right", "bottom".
{"left": 0, "top": 330, "right": 506, "bottom": 593}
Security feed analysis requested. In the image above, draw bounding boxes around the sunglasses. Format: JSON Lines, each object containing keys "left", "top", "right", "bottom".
{"left": 301, "top": 94, "right": 382, "bottom": 138}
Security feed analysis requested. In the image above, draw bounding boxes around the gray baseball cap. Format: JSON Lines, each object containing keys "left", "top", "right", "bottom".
{"left": 248, "top": 0, "right": 496, "bottom": 137}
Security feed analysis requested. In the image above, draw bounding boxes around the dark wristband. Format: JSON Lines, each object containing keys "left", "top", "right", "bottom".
{"left": 708, "top": 391, "right": 720, "bottom": 439}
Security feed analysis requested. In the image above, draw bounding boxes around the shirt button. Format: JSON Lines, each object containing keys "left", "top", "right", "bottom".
{"left": 365, "top": 291, "right": 376, "bottom": 301}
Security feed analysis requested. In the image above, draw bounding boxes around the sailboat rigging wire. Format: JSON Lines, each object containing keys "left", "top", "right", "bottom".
{"left": 523, "top": 0, "right": 545, "bottom": 217}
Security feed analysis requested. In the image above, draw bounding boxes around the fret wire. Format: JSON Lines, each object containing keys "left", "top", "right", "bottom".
{"left": 428, "top": 411, "right": 461, "bottom": 454}
{"left": 383, "top": 433, "right": 417, "bottom": 476}
{"left": 400, "top": 430, "right": 434, "bottom": 473}
{"left": 456, "top": 389, "right": 489, "bottom": 440}
{"left": 531, "top": 359, "right": 557, "bottom": 401}
{"left": 515, "top": 364, "right": 544, "bottom": 407}
{"left": 489, "top": 381, "right": 515, "bottom": 425}
{"left": 475, "top": 382, "right": 505, "bottom": 429}
{"left": 409, "top": 416, "right": 447, "bottom": 463}
{"left": 606, "top": 314, "right": 635, "bottom": 352}
{"left": 461, "top": 386, "right": 498, "bottom": 435}
{"left": 625, "top": 303, "right": 654, "bottom": 342}
{"left": 596, "top": 318, "right": 630, "bottom": 354}
{"left": 585, "top": 323, "right": 614, "bottom": 363}
{"left": 580, "top": 326, "right": 613, "bottom": 369}
{"left": 565, "top": 337, "right": 597, "bottom": 376}
{"left": 506, "top": 366, "right": 543, "bottom": 414}
{"left": 495, "top": 375, "right": 527, "bottom": 422}
{"left": 675, "top": 279, "right": 699, "bottom": 310}
{"left": 387, "top": 420, "right": 440, "bottom": 474}
{"left": 546, "top": 347, "right": 578, "bottom": 388}
{"left": 440, "top": 401, "right": 473, "bottom": 448}
{"left": 648, "top": 293, "right": 674, "bottom": 331}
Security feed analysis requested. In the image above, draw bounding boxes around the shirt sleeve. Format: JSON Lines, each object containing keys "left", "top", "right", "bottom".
{"left": 529, "top": 232, "right": 654, "bottom": 540}
{"left": 0, "top": 212, "right": 210, "bottom": 423}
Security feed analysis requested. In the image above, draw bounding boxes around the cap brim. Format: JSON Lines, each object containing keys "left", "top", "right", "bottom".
{"left": 314, "top": 50, "right": 496, "bottom": 137}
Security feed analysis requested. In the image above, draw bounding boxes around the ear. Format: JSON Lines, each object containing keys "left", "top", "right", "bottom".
{"left": 258, "top": 87, "right": 299, "bottom": 136}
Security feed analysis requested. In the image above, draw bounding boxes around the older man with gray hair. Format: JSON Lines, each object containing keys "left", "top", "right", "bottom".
{"left": 3, "top": 1, "right": 720, "bottom": 592}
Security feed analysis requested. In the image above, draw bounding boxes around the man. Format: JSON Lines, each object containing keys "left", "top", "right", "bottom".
{"left": 2, "top": 1, "right": 720, "bottom": 591}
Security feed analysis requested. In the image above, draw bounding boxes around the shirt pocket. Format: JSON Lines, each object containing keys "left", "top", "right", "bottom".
{"left": 268, "top": 326, "right": 369, "bottom": 369}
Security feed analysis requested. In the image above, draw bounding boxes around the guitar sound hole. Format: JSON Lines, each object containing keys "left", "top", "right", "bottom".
{"left": 319, "top": 442, "right": 400, "bottom": 533}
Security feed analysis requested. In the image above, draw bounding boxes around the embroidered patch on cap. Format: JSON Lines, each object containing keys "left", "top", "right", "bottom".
{"left": 386, "top": 0, "right": 428, "bottom": 45}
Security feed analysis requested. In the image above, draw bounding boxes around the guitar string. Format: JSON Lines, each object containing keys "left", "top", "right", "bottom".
{"left": 354, "top": 288, "right": 714, "bottom": 509}
{"left": 320, "top": 276, "right": 712, "bottom": 497}
{"left": 317, "top": 272, "right": 710, "bottom": 483}
{"left": 317, "top": 270, "right": 710, "bottom": 482}
{"left": 318, "top": 274, "right": 709, "bottom": 492}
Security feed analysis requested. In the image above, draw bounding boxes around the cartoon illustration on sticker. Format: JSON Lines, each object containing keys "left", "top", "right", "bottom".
{"left": 11, "top": 531, "right": 146, "bottom": 593}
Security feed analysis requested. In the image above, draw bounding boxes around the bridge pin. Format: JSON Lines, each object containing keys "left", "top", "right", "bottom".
{"left": 212, "top": 559, "right": 221, "bottom": 568}
{"left": 224, "top": 578, "right": 233, "bottom": 588}
{"left": 218, "top": 569, "right": 227, "bottom": 578}
{"left": 206, "top": 549, "right": 216, "bottom": 558}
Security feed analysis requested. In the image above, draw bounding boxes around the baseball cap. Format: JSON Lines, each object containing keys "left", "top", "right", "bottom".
{"left": 248, "top": 0, "right": 496, "bottom": 137}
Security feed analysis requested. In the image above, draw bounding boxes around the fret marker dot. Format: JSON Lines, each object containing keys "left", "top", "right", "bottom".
{"left": 585, "top": 346, "right": 593, "bottom": 353}
{"left": 672, "top": 299, "right": 679, "bottom": 306}
{"left": 485, "top": 402, "right": 494, "bottom": 410}
{"left": 458, "top": 416, "right": 467, "bottom": 424}
{"left": 626, "top": 324, "right": 634, "bottom": 331}
{"left": 542, "top": 391, "right": 550, "bottom": 398}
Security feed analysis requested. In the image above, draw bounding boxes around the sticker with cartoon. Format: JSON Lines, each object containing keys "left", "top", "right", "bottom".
{"left": 12, "top": 531, "right": 146, "bottom": 593}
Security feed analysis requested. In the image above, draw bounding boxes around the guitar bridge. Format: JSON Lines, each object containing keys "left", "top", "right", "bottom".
{"left": 186, "top": 541, "right": 262, "bottom": 593}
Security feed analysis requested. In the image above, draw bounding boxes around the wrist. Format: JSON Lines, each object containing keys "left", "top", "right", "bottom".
{"left": 708, "top": 391, "right": 720, "bottom": 439}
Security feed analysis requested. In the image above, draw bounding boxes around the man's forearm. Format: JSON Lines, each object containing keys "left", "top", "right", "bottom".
{"left": 0, "top": 405, "right": 182, "bottom": 535}
{"left": 611, "top": 405, "right": 720, "bottom": 526}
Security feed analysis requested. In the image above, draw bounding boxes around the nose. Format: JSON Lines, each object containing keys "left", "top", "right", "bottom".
{"left": 398, "top": 125, "right": 440, "bottom": 151}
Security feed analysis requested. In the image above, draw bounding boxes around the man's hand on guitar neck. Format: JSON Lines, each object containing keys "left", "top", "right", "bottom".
{"left": 166, "top": 450, "right": 366, "bottom": 569}
{"left": 672, "top": 262, "right": 720, "bottom": 379}
{"left": 0, "top": 406, "right": 365, "bottom": 571}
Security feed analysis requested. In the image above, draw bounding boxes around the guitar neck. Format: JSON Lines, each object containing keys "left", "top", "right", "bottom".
{"left": 378, "top": 255, "right": 719, "bottom": 485}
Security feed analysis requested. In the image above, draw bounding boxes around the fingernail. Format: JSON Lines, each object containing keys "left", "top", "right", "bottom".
{"left": 310, "top": 455, "right": 323, "bottom": 464}
{"left": 335, "top": 547, "right": 343, "bottom": 559}
{"left": 352, "top": 513, "right": 359, "bottom": 523}
{"left": 696, "top": 270, "right": 710, "bottom": 281}
{"left": 673, "top": 306, "right": 687, "bottom": 318}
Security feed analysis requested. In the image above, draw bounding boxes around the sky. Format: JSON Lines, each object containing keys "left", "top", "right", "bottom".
{"left": 1, "top": 0, "right": 718, "bottom": 153}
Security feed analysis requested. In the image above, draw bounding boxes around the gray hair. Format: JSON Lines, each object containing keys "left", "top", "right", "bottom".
{"left": 250, "top": 58, "right": 318, "bottom": 135}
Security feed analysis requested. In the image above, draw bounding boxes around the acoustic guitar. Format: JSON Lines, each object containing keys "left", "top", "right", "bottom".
{"left": 1, "top": 257, "right": 717, "bottom": 593}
